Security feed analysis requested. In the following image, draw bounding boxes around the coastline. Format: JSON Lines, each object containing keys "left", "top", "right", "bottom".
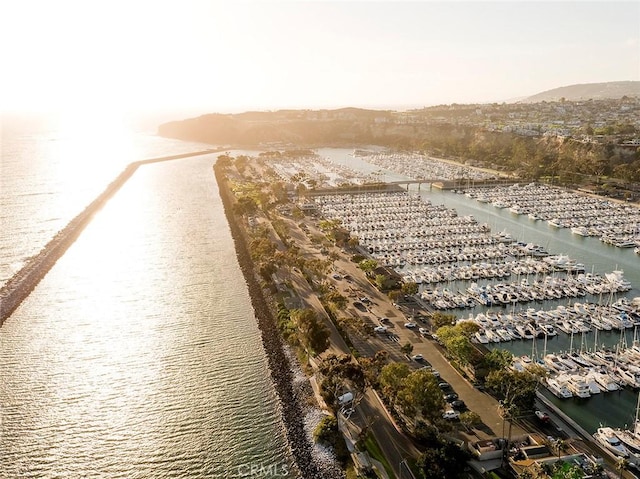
{"left": 212, "top": 162, "right": 338, "bottom": 479}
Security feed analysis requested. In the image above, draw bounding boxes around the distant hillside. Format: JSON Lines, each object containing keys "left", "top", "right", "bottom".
{"left": 522, "top": 81, "right": 640, "bottom": 103}
{"left": 157, "top": 108, "right": 394, "bottom": 147}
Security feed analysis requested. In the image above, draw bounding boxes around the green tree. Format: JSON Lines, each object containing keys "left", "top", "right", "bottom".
{"left": 258, "top": 262, "right": 277, "bottom": 282}
{"left": 323, "top": 290, "right": 347, "bottom": 310}
{"left": 318, "top": 354, "right": 367, "bottom": 394}
{"left": 482, "top": 348, "right": 513, "bottom": 373}
{"left": 400, "top": 342, "right": 414, "bottom": 356}
{"left": 485, "top": 368, "right": 543, "bottom": 413}
{"left": 551, "top": 460, "right": 585, "bottom": 479}
{"left": 388, "top": 290, "right": 403, "bottom": 302}
{"left": 374, "top": 274, "right": 387, "bottom": 289}
{"left": 248, "top": 236, "right": 277, "bottom": 261}
{"left": 459, "top": 411, "right": 482, "bottom": 431}
{"left": 313, "top": 415, "right": 350, "bottom": 464}
{"left": 401, "top": 281, "right": 419, "bottom": 296}
{"left": 358, "top": 259, "right": 378, "bottom": 275}
{"left": 431, "top": 312, "right": 456, "bottom": 329}
{"left": 396, "top": 369, "right": 445, "bottom": 422}
{"left": 313, "top": 415, "right": 338, "bottom": 443}
{"left": 233, "top": 195, "right": 259, "bottom": 216}
{"left": 416, "top": 441, "right": 470, "bottom": 479}
{"left": 445, "top": 335, "right": 473, "bottom": 365}
{"left": 358, "top": 350, "right": 389, "bottom": 388}
{"left": 379, "top": 362, "right": 411, "bottom": 402}
{"left": 291, "top": 309, "right": 331, "bottom": 355}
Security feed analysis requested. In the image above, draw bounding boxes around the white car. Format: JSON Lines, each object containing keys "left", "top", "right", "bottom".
{"left": 404, "top": 322, "right": 417, "bottom": 329}
{"left": 411, "top": 354, "right": 424, "bottom": 361}
{"left": 419, "top": 327, "right": 430, "bottom": 336}
{"left": 374, "top": 326, "right": 388, "bottom": 333}
{"left": 442, "top": 410, "right": 460, "bottom": 420}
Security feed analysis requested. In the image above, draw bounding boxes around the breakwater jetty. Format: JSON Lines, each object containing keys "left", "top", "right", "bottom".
{"left": 0, "top": 149, "right": 220, "bottom": 326}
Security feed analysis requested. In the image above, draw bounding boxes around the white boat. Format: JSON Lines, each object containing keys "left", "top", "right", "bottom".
{"left": 474, "top": 330, "right": 489, "bottom": 344}
{"left": 571, "top": 226, "right": 590, "bottom": 236}
{"left": 546, "top": 377, "right": 573, "bottom": 399}
{"left": 614, "top": 392, "right": 640, "bottom": 456}
{"left": 615, "top": 428, "right": 640, "bottom": 457}
{"left": 582, "top": 373, "right": 601, "bottom": 395}
{"left": 591, "top": 370, "right": 621, "bottom": 392}
{"left": 485, "top": 329, "right": 501, "bottom": 343}
{"left": 541, "top": 324, "right": 557, "bottom": 337}
{"left": 593, "top": 426, "right": 630, "bottom": 457}
{"left": 566, "top": 374, "right": 591, "bottom": 398}
{"left": 544, "top": 354, "right": 570, "bottom": 372}
{"left": 495, "top": 328, "right": 513, "bottom": 341}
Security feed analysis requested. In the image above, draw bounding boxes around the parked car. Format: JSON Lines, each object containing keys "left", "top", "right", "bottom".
{"left": 411, "top": 354, "right": 424, "bottom": 361}
{"left": 444, "top": 393, "right": 458, "bottom": 402}
{"left": 419, "top": 327, "right": 430, "bottom": 337}
{"left": 451, "top": 400, "right": 466, "bottom": 410}
{"left": 535, "top": 410, "right": 551, "bottom": 423}
{"left": 404, "top": 322, "right": 417, "bottom": 329}
{"left": 442, "top": 410, "right": 460, "bottom": 420}
{"left": 374, "top": 326, "right": 388, "bottom": 333}
{"left": 438, "top": 381, "right": 451, "bottom": 390}
{"left": 472, "top": 381, "right": 485, "bottom": 391}
{"left": 380, "top": 317, "right": 390, "bottom": 323}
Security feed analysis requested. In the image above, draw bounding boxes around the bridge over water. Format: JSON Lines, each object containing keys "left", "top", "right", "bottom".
{"left": 306, "top": 177, "right": 516, "bottom": 196}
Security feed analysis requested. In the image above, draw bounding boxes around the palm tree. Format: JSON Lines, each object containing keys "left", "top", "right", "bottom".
{"left": 555, "top": 438, "right": 569, "bottom": 459}
{"left": 616, "top": 457, "right": 629, "bottom": 479}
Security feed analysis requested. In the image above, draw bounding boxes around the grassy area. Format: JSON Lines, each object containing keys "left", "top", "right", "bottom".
{"left": 363, "top": 433, "right": 395, "bottom": 479}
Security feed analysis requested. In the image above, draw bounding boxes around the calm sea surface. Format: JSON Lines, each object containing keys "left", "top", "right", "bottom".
{"left": 321, "top": 147, "right": 640, "bottom": 434}
{"left": 0, "top": 120, "right": 294, "bottom": 478}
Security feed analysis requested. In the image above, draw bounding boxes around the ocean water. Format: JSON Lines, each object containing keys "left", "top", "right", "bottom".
{"left": 0, "top": 118, "right": 295, "bottom": 478}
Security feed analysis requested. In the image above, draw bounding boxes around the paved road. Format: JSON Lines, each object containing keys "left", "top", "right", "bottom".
{"left": 277, "top": 211, "right": 531, "bottom": 476}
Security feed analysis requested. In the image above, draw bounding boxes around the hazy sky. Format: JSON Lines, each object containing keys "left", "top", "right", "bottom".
{"left": 1, "top": 0, "right": 638, "bottom": 115}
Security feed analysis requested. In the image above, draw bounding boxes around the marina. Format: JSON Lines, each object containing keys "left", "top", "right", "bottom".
{"left": 312, "top": 147, "right": 640, "bottom": 440}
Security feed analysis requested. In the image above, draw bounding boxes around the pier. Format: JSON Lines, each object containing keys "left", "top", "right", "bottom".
{"left": 0, "top": 149, "right": 223, "bottom": 326}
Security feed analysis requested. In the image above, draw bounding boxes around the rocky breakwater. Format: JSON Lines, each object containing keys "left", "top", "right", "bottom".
{"left": 213, "top": 163, "right": 343, "bottom": 479}
{"left": 0, "top": 150, "right": 216, "bottom": 326}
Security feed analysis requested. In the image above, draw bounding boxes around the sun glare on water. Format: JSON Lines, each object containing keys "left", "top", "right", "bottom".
{"left": 50, "top": 108, "right": 137, "bottom": 183}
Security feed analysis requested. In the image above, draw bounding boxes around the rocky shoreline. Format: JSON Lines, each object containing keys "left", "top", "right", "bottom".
{"left": 213, "top": 163, "right": 342, "bottom": 479}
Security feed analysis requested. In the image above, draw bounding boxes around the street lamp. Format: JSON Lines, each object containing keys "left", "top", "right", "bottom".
{"left": 399, "top": 457, "right": 417, "bottom": 479}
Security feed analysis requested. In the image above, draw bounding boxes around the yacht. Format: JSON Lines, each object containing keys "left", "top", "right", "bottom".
{"left": 474, "top": 330, "right": 489, "bottom": 344}
{"left": 614, "top": 427, "right": 640, "bottom": 457}
{"left": 546, "top": 377, "right": 573, "bottom": 399}
{"left": 566, "top": 374, "right": 591, "bottom": 398}
{"left": 614, "top": 393, "right": 640, "bottom": 456}
{"left": 544, "top": 354, "right": 569, "bottom": 372}
{"left": 593, "top": 427, "right": 630, "bottom": 457}
{"left": 590, "top": 369, "right": 620, "bottom": 392}
{"left": 541, "top": 324, "right": 557, "bottom": 337}
{"left": 571, "top": 226, "right": 591, "bottom": 236}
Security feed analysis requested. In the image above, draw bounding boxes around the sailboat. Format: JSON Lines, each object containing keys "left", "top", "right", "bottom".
{"left": 613, "top": 392, "right": 640, "bottom": 459}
